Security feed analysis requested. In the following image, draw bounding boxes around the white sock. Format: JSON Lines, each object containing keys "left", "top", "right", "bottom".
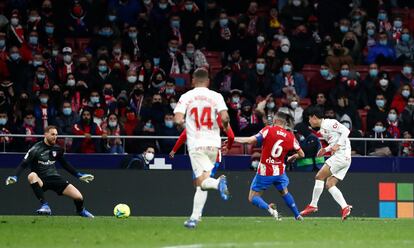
{"left": 190, "top": 187, "right": 208, "bottom": 220}
{"left": 328, "top": 186, "right": 348, "bottom": 209}
{"left": 200, "top": 177, "right": 219, "bottom": 190}
{"left": 310, "top": 180, "right": 324, "bottom": 207}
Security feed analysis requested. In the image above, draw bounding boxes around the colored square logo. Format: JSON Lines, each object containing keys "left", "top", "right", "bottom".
{"left": 379, "top": 202, "right": 396, "bottom": 218}
{"left": 397, "top": 183, "right": 414, "bottom": 201}
{"left": 379, "top": 183, "right": 396, "bottom": 201}
{"left": 397, "top": 202, "right": 414, "bottom": 218}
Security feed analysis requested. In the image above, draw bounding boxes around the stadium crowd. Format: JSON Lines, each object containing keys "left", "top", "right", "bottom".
{"left": 0, "top": 0, "right": 414, "bottom": 157}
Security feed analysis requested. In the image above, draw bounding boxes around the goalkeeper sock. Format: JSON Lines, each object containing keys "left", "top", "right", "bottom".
{"left": 328, "top": 186, "right": 348, "bottom": 209}
{"left": 310, "top": 180, "right": 324, "bottom": 207}
{"left": 30, "top": 182, "right": 46, "bottom": 204}
{"left": 251, "top": 196, "right": 269, "bottom": 210}
{"left": 190, "top": 186, "right": 208, "bottom": 220}
{"left": 200, "top": 178, "right": 219, "bottom": 190}
{"left": 74, "top": 199, "right": 84, "bottom": 213}
{"left": 282, "top": 192, "right": 300, "bottom": 218}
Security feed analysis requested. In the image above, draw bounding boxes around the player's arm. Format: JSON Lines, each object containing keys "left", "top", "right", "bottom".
{"left": 5, "top": 147, "right": 35, "bottom": 185}
{"left": 170, "top": 129, "right": 187, "bottom": 158}
{"left": 234, "top": 136, "right": 258, "bottom": 144}
{"left": 287, "top": 138, "right": 305, "bottom": 162}
{"left": 57, "top": 149, "right": 94, "bottom": 183}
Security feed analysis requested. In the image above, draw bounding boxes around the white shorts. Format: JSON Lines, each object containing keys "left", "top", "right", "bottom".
{"left": 325, "top": 154, "right": 351, "bottom": 181}
{"left": 189, "top": 147, "right": 218, "bottom": 178}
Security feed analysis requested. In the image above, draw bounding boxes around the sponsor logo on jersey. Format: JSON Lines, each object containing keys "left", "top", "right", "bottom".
{"left": 38, "top": 160, "right": 56, "bottom": 166}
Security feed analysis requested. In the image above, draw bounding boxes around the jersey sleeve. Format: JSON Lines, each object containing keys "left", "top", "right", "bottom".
{"left": 293, "top": 137, "right": 301, "bottom": 151}
{"left": 23, "top": 147, "right": 36, "bottom": 164}
{"left": 216, "top": 93, "right": 228, "bottom": 112}
{"left": 255, "top": 126, "right": 269, "bottom": 145}
{"left": 172, "top": 129, "right": 187, "bottom": 152}
{"left": 174, "top": 94, "right": 188, "bottom": 114}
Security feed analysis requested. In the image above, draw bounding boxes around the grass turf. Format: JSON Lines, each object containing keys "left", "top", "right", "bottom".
{"left": 0, "top": 216, "right": 413, "bottom": 248}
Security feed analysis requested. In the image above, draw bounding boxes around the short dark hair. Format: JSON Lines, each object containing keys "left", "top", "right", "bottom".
{"left": 307, "top": 106, "right": 324, "bottom": 119}
{"left": 193, "top": 68, "right": 209, "bottom": 80}
{"left": 44, "top": 125, "right": 58, "bottom": 133}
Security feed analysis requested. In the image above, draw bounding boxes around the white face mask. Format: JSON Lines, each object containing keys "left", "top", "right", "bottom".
{"left": 67, "top": 79, "right": 76, "bottom": 86}
{"left": 379, "top": 79, "right": 388, "bottom": 87}
{"left": 108, "top": 121, "right": 117, "bottom": 128}
{"left": 281, "top": 45, "right": 290, "bottom": 53}
{"left": 170, "top": 102, "right": 177, "bottom": 109}
{"left": 94, "top": 117, "right": 102, "bottom": 126}
{"left": 145, "top": 152, "right": 154, "bottom": 161}
{"left": 342, "top": 122, "right": 351, "bottom": 129}
{"left": 127, "top": 76, "right": 137, "bottom": 83}
{"left": 388, "top": 113, "right": 397, "bottom": 122}
{"left": 122, "top": 59, "right": 130, "bottom": 66}
{"left": 290, "top": 101, "right": 298, "bottom": 109}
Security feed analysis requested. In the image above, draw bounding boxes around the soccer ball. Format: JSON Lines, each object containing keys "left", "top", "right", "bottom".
{"left": 113, "top": 204, "right": 130, "bottom": 218}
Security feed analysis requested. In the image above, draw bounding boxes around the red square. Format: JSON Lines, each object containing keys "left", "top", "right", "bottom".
{"left": 379, "top": 182, "right": 396, "bottom": 201}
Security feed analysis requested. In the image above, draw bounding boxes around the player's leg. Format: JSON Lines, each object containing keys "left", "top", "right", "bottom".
{"left": 62, "top": 184, "right": 94, "bottom": 218}
{"left": 249, "top": 175, "right": 280, "bottom": 219}
{"left": 275, "top": 174, "right": 302, "bottom": 220}
{"left": 326, "top": 175, "right": 352, "bottom": 220}
{"left": 301, "top": 163, "right": 332, "bottom": 216}
{"left": 27, "top": 172, "right": 51, "bottom": 215}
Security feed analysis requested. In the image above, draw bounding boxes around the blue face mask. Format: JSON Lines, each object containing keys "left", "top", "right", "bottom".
{"left": 40, "top": 97, "right": 48, "bottom": 104}
{"left": 10, "top": 53, "right": 20, "bottom": 61}
{"left": 100, "top": 29, "right": 113, "bottom": 37}
{"left": 373, "top": 125, "right": 385, "bottom": 133}
{"left": 98, "top": 65, "right": 107, "bottom": 72}
{"left": 90, "top": 96, "right": 100, "bottom": 103}
{"left": 369, "top": 69, "right": 378, "bottom": 77}
{"left": 367, "top": 29, "right": 375, "bottom": 36}
{"left": 340, "top": 69, "right": 349, "bottom": 77}
{"left": 402, "top": 33, "right": 410, "bottom": 42}
{"left": 165, "top": 88, "right": 175, "bottom": 94}
{"left": 0, "top": 39, "right": 6, "bottom": 47}
{"left": 108, "top": 15, "right": 116, "bottom": 22}
{"left": 376, "top": 99, "right": 385, "bottom": 108}
{"left": 219, "top": 19, "right": 228, "bottom": 27}
{"left": 165, "top": 120, "right": 174, "bottom": 128}
{"left": 29, "top": 36, "right": 38, "bottom": 45}
{"left": 63, "top": 108, "right": 72, "bottom": 116}
{"left": 403, "top": 66, "right": 412, "bottom": 75}
{"left": 171, "top": 20, "right": 180, "bottom": 28}
{"left": 282, "top": 64, "right": 292, "bottom": 73}
{"left": 128, "top": 32, "right": 137, "bottom": 39}
{"left": 185, "top": 4, "right": 193, "bottom": 11}
{"left": 394, "top": 20, "right": 402, "bottom": 28}
{"left": 379, "top": 40, "right": 388, "bottom": 46}
{"left": 256, "top": 63, "right": 265, "bottom": 71}
{"left": 33, "top": 60, "right": 42, "bottom": 67}
{"left": 145, "top": 122, "right": 153, "bottom": 129}
{"left": 378, "top": 13, "right": 387, "bottom": 21}
{"left": 339, "top": 25, "right": 349, "bottom": 33}
{"left": 45, "top": 26, "right": 54, "bottom": 35}
{"left": 159, "top": 3, "right": 168, "bottom": 9}
{"left": 37, "top": 73, "right": 46, "bottom": 80}
{"left": 320, "top": 69, "right": 329, "bottom": 77}
{"left": 169, "top": 47, "right": 177, "bottom": 53}
{"left": 0, "top": 118, "right": 7, "bottom": 125}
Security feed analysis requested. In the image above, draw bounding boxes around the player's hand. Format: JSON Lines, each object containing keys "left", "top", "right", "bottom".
{"left": 331, "top": 144, "right": 340, "bottom": 154}
{"left": 317, "top": 148, "right": 326, "bottom": 157}
{"left": 287, "top": 154, "right": 299, "bottom": 163}
{"left": 5, "top": 176, "right": 17, "bottom": 185}
{"left": 77, "top": 173, "right": 94, "bottom": 183}
{"left": 221, "top": 141, "right": 229, "bottom": 155}
{"left": 169, "top": 150, "right": 176, "bottom": 159}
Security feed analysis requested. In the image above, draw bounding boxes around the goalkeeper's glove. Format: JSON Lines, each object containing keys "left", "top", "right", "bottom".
{"left": 77, "top": 173, "right": 94, "bottom": 183}
{"left": 5, "top": 176, "right": 17, "bottom": 185}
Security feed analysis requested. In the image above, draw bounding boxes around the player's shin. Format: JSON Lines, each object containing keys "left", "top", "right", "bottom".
{"left": 328, "top": 186, "right": 348, "bottom": 209}
{"left": 282, "top": 192, "right": 300, "bottom": 218}
{"left": 190, "top": 186, "right": 208, "bottom": 220}
{"left": 310, "top": 180, "right": 324, "bottom": 207}
{"left": 30, "top": 182, "right": 46, "bottom": 204}
{"left": 74, "top": 199, "right": 84, "bottom": 213}
{"left": 251, "top": 195, "right": 269, "bottom": 210}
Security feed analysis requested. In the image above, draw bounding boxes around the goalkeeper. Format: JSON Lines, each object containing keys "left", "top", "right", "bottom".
{"left": 5, "top": 125, "right": 95, "bottom": 217}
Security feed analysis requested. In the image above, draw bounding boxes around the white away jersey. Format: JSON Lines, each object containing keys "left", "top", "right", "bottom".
{"left": 320, "top": 119, "right": 351, "bottom": 154}
{"left": 174, "top": 87, "right": 227, "bottom": 150}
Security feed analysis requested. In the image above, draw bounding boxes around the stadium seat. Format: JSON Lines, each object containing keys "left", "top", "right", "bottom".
{"left": 227, "top": 143, "right": 244, "bottom": 155}
{"left": 64, "top": 38, "right": 75, "bottom": 50}
{"left": 300, "top": 98, "right": 311, "bottom": 108}
{"left": 302, "top": 64, "right": 320, "bottom": 71}
{"left": 358, "top": 109, "right": 368, "bottom": 134}
{"left": 76, "top": 38, "right": 91, "bottom": 52}
{"left": 170, "top": 73, "right": 191, "bottom": 92}
{"left": 380, "top": 66, "right": 402, "bottom": 79}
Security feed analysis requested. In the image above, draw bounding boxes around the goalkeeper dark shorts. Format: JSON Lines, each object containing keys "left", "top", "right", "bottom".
{"left": 41, "top": 176, "right": 70, "bottom": 195}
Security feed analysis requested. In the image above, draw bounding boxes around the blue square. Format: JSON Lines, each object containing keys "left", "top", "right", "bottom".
{"left": 379, "top": 202, "right": 396, "bottom": 218}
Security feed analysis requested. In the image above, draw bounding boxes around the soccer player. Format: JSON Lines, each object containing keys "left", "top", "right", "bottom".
{"left": 300, "top": 106, "right": 353, "bottom": 220}
{"left": 232, "top": 112, "right": 304, "bottom": 220}
{"left": 169, "top": 115, "right": 234, "bottom": 223}
{"left": 5, "top": 125, "right": 95, "bottom": 217}
{"left": 174, "top": 68, "right": 232, "bottom": 228}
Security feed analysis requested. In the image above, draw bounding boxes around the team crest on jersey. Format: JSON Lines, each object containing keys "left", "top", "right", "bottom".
{"left": 52, "top": 151, "right": 57, "bottom": 157}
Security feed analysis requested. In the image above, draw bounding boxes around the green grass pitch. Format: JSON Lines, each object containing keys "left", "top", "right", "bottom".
{"left": 0, "top": 216, "right": 413, "bottom": 248}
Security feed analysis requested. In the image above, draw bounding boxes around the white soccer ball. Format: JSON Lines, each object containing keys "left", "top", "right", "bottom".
{"left": 113, "top": 204, "right": 131, "bottom": 218}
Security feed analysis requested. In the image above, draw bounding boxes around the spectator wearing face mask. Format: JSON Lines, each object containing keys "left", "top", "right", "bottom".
{"left": 391, "top": 84, "right": 412, "bottom": 114}
{"left": 90, "top": 23, "right": 116, "bottom": 56}
{"left": 33, "top": 91, "right": 57, "bottom": 134}
{"left": 182, "top": 42, "right": 209, "bottom": 74}
{"left": 157, "top": 112, "right": 180, "bottom": 153}
{"left": 159, "top": 79, "right": 177, "bottom": 100}
{"left": 140, "top": 93, "right": 166, "bottom": 126}
{"left": 133, "top": 117, "right": 157, "bottom": 152}
{"left": 103, "top": 113, "right": 125, "bottom": 154}
{"left": 255, "top": 94, "right": 278, "bottom": 126}
{"left": 334, "top": 94, "right": 362, "bottom": 131}
{"left": 292, "top": 122, "right": 323, "bottom": 172}
{"left": 325, "top": 42, "right": 354, "bottom": 73}
{"left": 15, "top": 112, "right": 38, "bottom": 151}
{"left": 64, "top": 1, "right": 91, "bottom": 37}
{"left": 401, "top": 96, "right": 414, "bottom": 132}
{"left": 210, "top": 10, "right": 237, "bottom": 53}
{"left": 365, "top": 32, "right": 396, "bottom": 65}
{"left": 340, "top": 118, "right": 364, "bottom": 155}
{"left": 278, "top": 94, "right": 303, "bottom": 125}
{"left": 280, "top": 0, "right": 311, "bottom": 31}
{"left": 273, "top": 58, "right": 307, "bottom": 98}
{"left": 395, "top": 28, "right": 414, "bottom": 64}
{"left": 121, "top": 146, "right": 155, "bottom": 169}
{"left": 386, "top": 108, "right": 401, "bottom": 138}
{"left": 72, "top": 109, "right": 104, "bottom": 153}
{"left": 0, "top": 111, "right": 16, "bottom": 151}
{"left": 178, "top": 0, "right": 202, "bottom": 41}
{"left": 160, "top": 37, "right": 184, "bottom": 75}
{"left": 333, "top": 18, "right": 352, "bottom": 42}
{"left": 393, "top": 63, "right": 414, "bottom": 88}
{"left": 55, "top": 101, "right": 79, "bottom": 136}
{"left": 367, "top": 120, "right": 397, "bottom": 156}
{"left": 236, "top": 99, "right": 262, "bottom": 136}
{"left": 89, "top": 58, "right": 117, "bottom": 91}
{"left": 6, "top": 10, "right": 25, "bottom": 47}
{"left": 6, "top": 46, "right": 31, "bottom": 94}
{"left": 212, "top": 63, "right": 244, "bottom": 94}
{"left": 342, "top": 31, "right": 362, "bottom": 64}
{"left": 308, "top": 64, "right": 336, "bottom": 100}
{"left": 401, "top": 131, "right": 414, "bottom": 157}
{"left": 367, "top": 93, "right": 389, "bottom": 131}
{"left": 30, "top": 66, "right": 51, "bottom": 95}
{"left": 57, "top": 47, "right": 75, "bottom": 83}
{"left": 245, "top": 57, "right": 274, "bottom": 101}
{"left": 289, "top": 24, "right": 318, "bottom": 70}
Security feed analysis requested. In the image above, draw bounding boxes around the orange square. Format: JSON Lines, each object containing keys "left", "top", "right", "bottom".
{"left": 397, "top": 202, "right": 414, "bottom": 218}
{"left": 379, "top": 183, "right": 396, "bottom": 201}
